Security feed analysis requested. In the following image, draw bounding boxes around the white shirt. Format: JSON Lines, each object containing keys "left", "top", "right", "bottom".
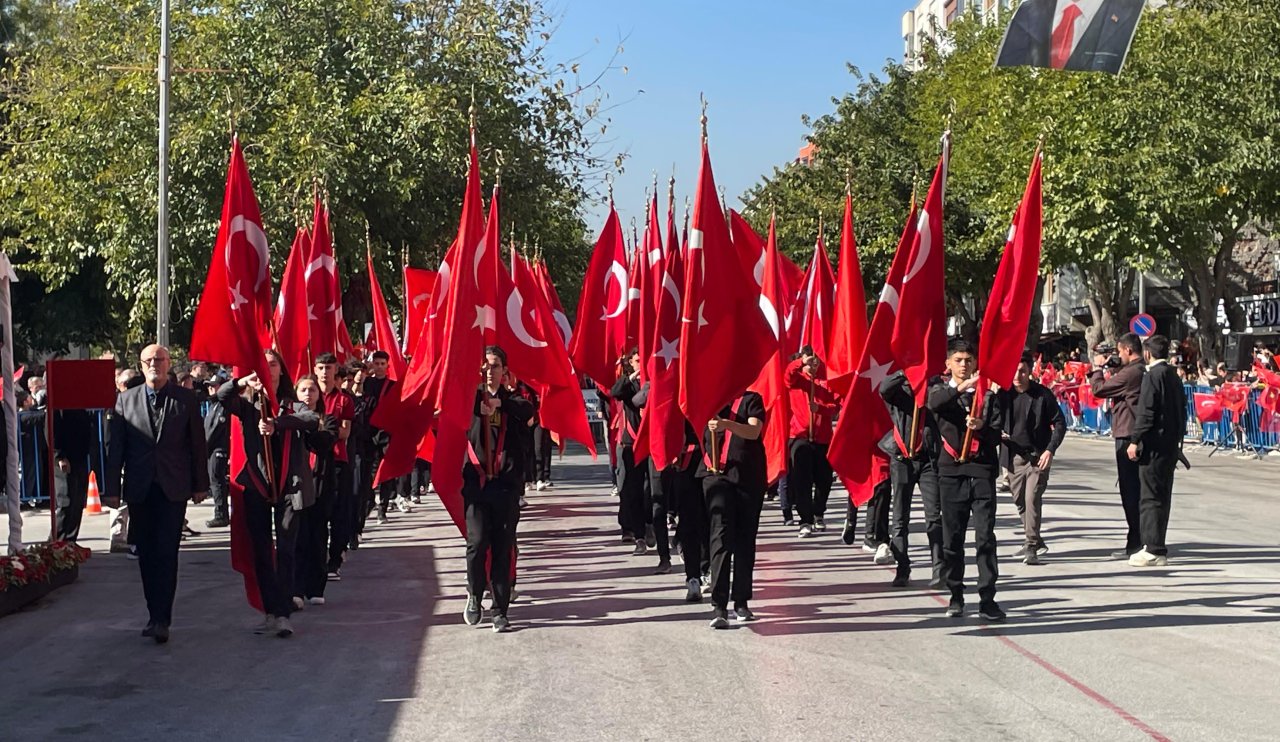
{"left": 1054, "top": 0, "right": 1106, "bottom": 58}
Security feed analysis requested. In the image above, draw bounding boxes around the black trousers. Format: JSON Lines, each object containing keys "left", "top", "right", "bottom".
{"left": 130, "top": 485, "right": 188, "bottom": 626}
{"left": 889, "top": 456, "right": 943, "bottom": 576}
{"left": 1115, "top": 438, "right": 1142, "bottom": 553}
{"left": 208, "top": 451, "right": 230, "bottom": 519}
{"left": 1138, "top": 448, "right": 1177, "bottom": 556}
{"left": 464, "top": 494, "right": 518, "bottom": 615}
{"left": 329, "top": 460, "right": 356, "bottom": 570}
{"left": 704, "top": 475, "right": 764, "bottom": 610}
{"left": 54, "top": 461, "right": 90, "bottom": 542}
{"left": 647, "top": 460, "right": 671, "bottom": 562}
{"left": 355, "top": 451, "right": 375, "bottom": 530}
{"left": 939, "top": 474, "right": 998, "bottom": 605}
{"left": 616, "top": 444, "right": 648, "bottom": 538}
{"left": 667, "top": 462, "right": 706, "bottom": 581}
{"left": 377, "top": 475, "right": 405, "bottom": 517}
{"left": 533, "top": 426, "right": 554, "bottom": 482}
{"left": 298, "top": 484, "right": 332, "bottom": 599}
{"left": 243, "top": 489, "right": 300, "bottom": 618}
{"left": 861, "top": 477, "right": 891, "bottom": 546}
{"left": 787, "top": 438, "right": 833, "bottom": 524}
{"left": 410, "top": 458, "right": 431, "bottom": 497}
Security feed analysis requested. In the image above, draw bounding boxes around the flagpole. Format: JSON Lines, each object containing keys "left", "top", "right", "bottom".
{"left": 155, "top": 0, "right": 172, "bottom": 345}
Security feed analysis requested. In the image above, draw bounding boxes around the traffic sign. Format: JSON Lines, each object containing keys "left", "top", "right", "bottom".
{"left": 1130, "top": 313, "right": 1157, "bottom": 338}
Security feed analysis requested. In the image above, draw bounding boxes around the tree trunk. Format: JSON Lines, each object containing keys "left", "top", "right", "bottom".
{"left": 1083, "top": 262, "right": 1134, "bottom": 349}
{"left": 1180, "top": 228, "right": 1239, "bottom": 368}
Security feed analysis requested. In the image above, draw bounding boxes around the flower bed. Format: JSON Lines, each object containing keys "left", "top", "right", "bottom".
{"left": 0, "top": 541, "right": 91, "bottom": 618}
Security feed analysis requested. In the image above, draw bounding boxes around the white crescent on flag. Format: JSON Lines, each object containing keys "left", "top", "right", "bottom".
{"left": 506, "top": 288, "right": 547, "bottom": 348}
{"left": 227, "top": 215, "right": 270, "bottom": 292}
{"left": 601, "top": 261, "right": 628, "bottom": 320}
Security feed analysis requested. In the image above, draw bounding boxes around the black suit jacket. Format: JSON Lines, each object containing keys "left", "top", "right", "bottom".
{"left": 106, "top": 383, "right": 210, "bottom": 505}
{"left": 997, "top": 0, "right": 1144, "bottom": 75}
{"left": 1130, "top": 361, "right": 1187, "bottom": 456}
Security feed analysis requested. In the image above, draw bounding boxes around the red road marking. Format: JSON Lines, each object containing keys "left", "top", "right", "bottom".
{"left": 917, "top": 588, "right": 1171, "bottom": 741}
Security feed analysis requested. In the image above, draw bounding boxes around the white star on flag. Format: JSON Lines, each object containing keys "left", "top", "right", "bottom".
{"left": 862, "top": 356, "right": 894, "bottom": 391}
{"left": 655, "top": 336, "right": 679, "bottom": 367}
{"left": 473, "top": 304, "right": 496, "bottom": 332}
{"left": 230, "top": 281, "right": 248, "bottom": 311}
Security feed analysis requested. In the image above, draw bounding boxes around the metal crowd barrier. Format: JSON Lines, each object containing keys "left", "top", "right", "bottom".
{"left": 1057, "top": 384, "right": 1277, "bottom": 454}
{"left": 14, "top": 409, "right": 110, "bottom": 508}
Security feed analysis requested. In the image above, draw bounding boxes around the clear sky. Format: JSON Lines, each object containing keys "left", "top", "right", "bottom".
{"left": 543, "top": 0, "right": 908, "bottom": 235}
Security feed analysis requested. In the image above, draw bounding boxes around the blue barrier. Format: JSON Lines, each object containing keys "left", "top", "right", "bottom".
{"left": 1058, "top": 384, "right": 1277, "bottom": 454}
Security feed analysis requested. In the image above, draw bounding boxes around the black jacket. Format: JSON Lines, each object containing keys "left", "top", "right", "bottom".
{"left": 106, "top": 383, "right": 210, "bottom": 506}
{"left": 204, "top": 399, "right": 230, "bottom": 455}
{"left": 696, "top": 392, "right": 767, "bottom": 493}
{"left": 610, "top": 374, "right": 643, "bottom": 446}
{"left": 463, "top": 386, "right": 535, "bottom": 500}
{"left": 1131, "top": 361, "right": 1188, "bottom": 457}
{"left": 925, "top": 377, "right": 1004, "bottom": 479}
{"left": 998, "top": 381, "right": 1067, "bottom": 459}
{"left": 217, "top": 380, "right": 321, "bottom": 510}
{"left": 52, "top": 409, "right": 97, "bottom": 467}
{"left": 878, "top": 371, "right": 938, "bottom": 461}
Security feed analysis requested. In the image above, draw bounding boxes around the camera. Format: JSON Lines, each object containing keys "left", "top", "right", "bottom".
{"left": 1093, "top": 342, "right": 1122, "bottom": 370}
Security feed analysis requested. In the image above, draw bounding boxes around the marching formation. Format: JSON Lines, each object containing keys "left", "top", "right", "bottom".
{"left": 82, "top": 107, "right": 1194, "bottom": 642}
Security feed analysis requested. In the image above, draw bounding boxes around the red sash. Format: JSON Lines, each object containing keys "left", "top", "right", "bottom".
{"left": 245, "top": 397, "right": 293, "bottom": 503}
{"left": 466, "top": 402, "right": 508, "bottom": 487}
{"left": 703, "top": 397, "right": 748, "bottom": 471}
{"left": 891, "top": 414, "right": 923, "bottom": 458}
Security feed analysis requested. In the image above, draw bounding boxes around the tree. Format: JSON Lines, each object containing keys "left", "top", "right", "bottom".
{"left": 0, "top": 0, "right": 615, "bottom": 355}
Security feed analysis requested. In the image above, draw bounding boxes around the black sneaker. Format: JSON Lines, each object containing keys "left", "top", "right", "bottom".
{"left": 684, "top": 578, "right": 702, "bottom": 603}
{"left": 945, "top": 600, "right": 964, "bottom": 618}
{"left": 841, "top": 520, "right": 856, "bottom": 545}
{"left": 205, "top": 516, "right": 230, "bottom": 529}
{"left": 891, "top": 572, "right": 910, "bottom": 588}
{"left": 733, "top": 604, "right": 757, "bottom": 622}
{"left": 654, "top": 560, "right": 672, "bottom": 575}
{"left": 463, "top": 595, "right": 482, "bottom": 626}
{"left": 327, "top": 569, "right": 342, "bottom": 582}
{"left": 709, "top": 608, "right": 730, "bottom": 630}
{"left": 979, "top": 603, "right": 1007, "bottom": 622}
{"left": 928, "top": 575, "right": 945, "bottom": 590}
{"left": 492, "top": 614, "right": 511, "bottom": 633}
{"left": 645, "top": 525, "right": 657, "bottom": 548}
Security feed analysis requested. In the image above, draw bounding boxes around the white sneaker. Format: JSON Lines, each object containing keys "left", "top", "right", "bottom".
{"left": 798, "top": 524, "right": 814, "bottom": 539}
{"left": 292, "top": 596, "right": 305, "bottom": 611}
{"left": 395, "top": 495, "right": 414, "bottom": 513}
{"left": 611, "top": 486, "right": 619, "bottom": 497}
{"left": 1128, "top": 549, "right": 1168, "bottom": 567}
{"left": 275, "top": 616, "right": 294, "bottom": 638}
{"left": 427, "top": 482, "right": 436, "bottom": 494}
{"left": 542, "top": 480, "right": 554, "bottom": 490}
{"left": 309, "top": 596, "right": 326, "bottom": 606}
{"left": 874, "top": 543, "right": 893, "bottom": 565}
{"left": 253, "top": 615, "right": 278, "bottom": 635}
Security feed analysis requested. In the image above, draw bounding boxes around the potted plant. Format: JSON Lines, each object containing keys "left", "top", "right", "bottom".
{"left": 0, "top": 540, "right": 91, "bottom": 618}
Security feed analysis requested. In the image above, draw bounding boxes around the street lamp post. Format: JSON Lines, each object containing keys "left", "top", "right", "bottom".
{"left": 156, "top": 0, "right": 171, "bottom": 345}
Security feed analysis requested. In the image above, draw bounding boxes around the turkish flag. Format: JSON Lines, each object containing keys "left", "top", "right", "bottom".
{"left": 510, "top": 253, "right": 597, "bottom": 454}
{"left": 274, "top": 228, "right": 312, "bottom": 382}
{"left": 366, "top": 249, "right": 407, "bottom": 380}
{"left": 977, "top": 150, "right": 1043, "bottom": 398}
{"left": 636, "top": 193, "right": 664, "bottom": 374}
{"left": 304, "top": 198, "right": 340, "bottom": 359}
{"left": 1064, "top": 361, "right": 1089, "bottom": 382}
{"left": 532, "top": 259, "right": 572, "bottom": 349}
{"left": 828, "top": 198, "right": 920, "bottom": 506}
{"left": 678, "top": 140, "right": 774, "bottom": 429}
{"left": 374, "top": 132, "right": 487, "bottom": 540}
{"left": 402, "top": 267, "right": 438, "bottom": 359}
{"left": 749, "top": 215, "right": 792, "bottom": 484}
{"left": 188, "top": 137, "right": 275, "bottom": 611}
{"left": 891, "top": 139, "right": 950, "bottom": 406}
{"left": 827, "top": 194, "right": 869, "bottom": 396}
{"left": 571, "top": 205, "right": 628, "bottom": 388}
{"left": 794, "top": 232, "right": 836, "bottom": 363}
{"left": 1255, "top": 364, "right": 1280, "bottom": 416}
{"left": 190, "top": 136, "right": 274, "bottom": 404}
{"left": 1194, "top": 392, "right": 1224, "bottom": 424}
{"left": 1218, "top": 383, "right": 1250, "bottom": 416}
{"left": 634, "top": 230, "right": 687, "bottom": 466}
{"left": 729, "top": 209, "right": 805, "bottom": 301}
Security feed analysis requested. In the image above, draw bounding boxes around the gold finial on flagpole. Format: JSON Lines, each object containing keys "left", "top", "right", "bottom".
{"left": 364, "top": 219, "right": 372, "bottom": 259}
{"left": 668, "top": 168, "right": 676, "bottom": 214}
{"left": 606, "top": 173, "right": 614, "bottom": 206}
{"left": 845, "top": 166, "right": 853, "bottom": 197}
{"left": 699, "top": 93, "right": 708, "bottom": 142}
{"left": 469, "top": 84, "right": 477, "bottom": 130}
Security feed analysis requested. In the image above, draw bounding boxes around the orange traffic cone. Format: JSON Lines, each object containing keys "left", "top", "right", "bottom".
{"left": 85, "top": 471, "right": 104, "bottom": 515}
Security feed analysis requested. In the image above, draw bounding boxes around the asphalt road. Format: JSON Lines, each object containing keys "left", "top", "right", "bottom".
{"left": 2, "top": 435, "right": 1278, "bottom": 741}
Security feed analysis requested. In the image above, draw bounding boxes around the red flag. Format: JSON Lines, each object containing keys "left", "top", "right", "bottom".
{"left": 637, "top": 192, "right": 664, "bottom": 373}
{"left": 188, "top": 137, "right": 275, "bottom": 610}
{"left": 570, "top": 205, "right": 629, "bottom": 388}
{"left": 304, "top": 198, "right": 340, "bottom": 358}
{"left": 1193, "top": 392, "right": 1223, "bottom": 424}
{"left": 749, "top": 215, "right": 792, "bottom": 483}
{"left": 273, "top": 228, "right": 312, "bottom": 382}
{"left": 366, "top": 249, "right": 407, "bottom": 380}
{"left": 795, "top": 229, "right": 836, "bottom": 363}
{"left": 634, "top": 229, "right": 688, "bottom": 466}
{"left": 1219, "top": 383, "right": 1250, "bottom": 416}
{"left": 729, "top": 209, "right": 805, "bottom": 300}
{"left": 678, "top": 139, "right": 774, "bottom": 429}
{"left": 510, "top": 252, "right": 597, "bottom": 454}
{"left": 978, "top": 150, "right": 1043, "bottom": 395}
{"left": 827, "top": 194, "right": 869, "bottom": 396}
{"left": 402, "top": 267, "right": 438, "bottom": 359}
{"left": 1255, "top": 363, "right": 1280, "bottom": 416}
{"left": 190, "top": 136, "right": 274, "bottom": 404}
{"left": 891, "top": 138, "right": 950, "bottom": 406}
{"left": 532, "top": 259, "right": 571, "bottom": 349}
{"left": 829, "top": 198, "right": 920, "bottom": 506}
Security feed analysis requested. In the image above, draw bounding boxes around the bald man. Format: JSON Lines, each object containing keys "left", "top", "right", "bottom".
{"left": 105, "top": 344, "right": 209, "bottom": 644}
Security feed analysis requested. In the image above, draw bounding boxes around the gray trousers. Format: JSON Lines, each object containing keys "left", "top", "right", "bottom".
{"left": 1009, "top": 452, "right": 1049, "bottom": 549}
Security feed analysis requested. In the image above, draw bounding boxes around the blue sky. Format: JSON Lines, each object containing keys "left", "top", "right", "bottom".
{"left": 543, "top": 1, "right": 907, "bottom": 233}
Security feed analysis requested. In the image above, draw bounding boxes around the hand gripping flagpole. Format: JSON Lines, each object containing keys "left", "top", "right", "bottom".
{"left": 697, "top": 95, "right": 721, "bottom": 474}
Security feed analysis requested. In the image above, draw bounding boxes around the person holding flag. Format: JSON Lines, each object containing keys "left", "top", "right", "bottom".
{"left": 877, "top": 370, "right": 942, "bottom": 587}
{"left": 926, "top": 339, "right": 1006, "bottom": 622}
{"left": 785, "top": 346, "right": 840, "bottom": 538}
{"left": 461, "top": 346, "right": 535, "bottom": 633}
{"left": 611, "top": 349, "right": 651, "bottom": 555}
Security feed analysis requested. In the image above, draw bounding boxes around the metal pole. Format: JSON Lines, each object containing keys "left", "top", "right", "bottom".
{"left": 1138, "top": 270, "right": 1146, "bottom": 315}
{"left": 156, "top": 0, "right": 171, "bottom": 345}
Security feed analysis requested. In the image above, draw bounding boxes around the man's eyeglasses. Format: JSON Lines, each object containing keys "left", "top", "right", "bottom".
{"left": 141, "top": 357, "right": 170, "bottom": 366}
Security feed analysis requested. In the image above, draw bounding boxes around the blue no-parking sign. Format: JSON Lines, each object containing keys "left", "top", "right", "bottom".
{"left": 1129, "top": 313, "right": 1156, "bottom": 338}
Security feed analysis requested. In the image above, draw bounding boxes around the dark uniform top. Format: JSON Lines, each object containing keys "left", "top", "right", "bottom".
{"left": 696, "top": 392, "right": 766, "bottom": 493}
{"left": 925, "top": 377, "right": 1004, "bottom": 479}
{"left": 462, "top": 386, "right": 535, "bottom": 501}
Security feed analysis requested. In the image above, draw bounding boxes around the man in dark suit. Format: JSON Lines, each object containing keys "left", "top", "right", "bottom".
{"left": 104, "top": 344, "right": 209, "bottom": 644}
{"left": 1126, "top": 335, "right": 1187, "bottom": 568}
{"left": 996, "top": 0, "right": 1146, "bottom": 75}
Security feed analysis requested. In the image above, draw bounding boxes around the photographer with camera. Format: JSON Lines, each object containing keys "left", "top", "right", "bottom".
{"left": 1088, "top": 332, "right": 1146, "bottom": 560}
